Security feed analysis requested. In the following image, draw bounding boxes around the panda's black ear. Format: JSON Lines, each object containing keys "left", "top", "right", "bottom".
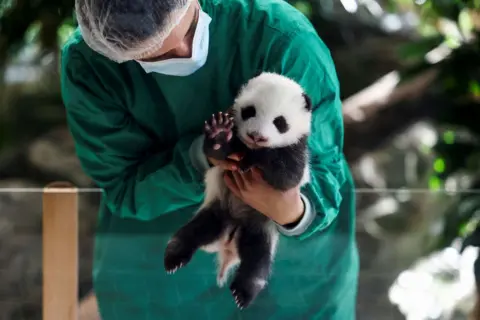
{"left": 303, "top": 93, "right": 312, "bottom": 111}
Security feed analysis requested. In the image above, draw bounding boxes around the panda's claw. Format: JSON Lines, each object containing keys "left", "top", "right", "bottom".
{"left": 218, "top": 112, "right": 224, "bottom": 124}
{"left": 204, "top": 121, "right": 211, "bottom": 133}
{"left": 164, "top": 239, "right": 194, "bottom": 274}
{"left": 230, "top": 277, "right": 261, "bottom": 310}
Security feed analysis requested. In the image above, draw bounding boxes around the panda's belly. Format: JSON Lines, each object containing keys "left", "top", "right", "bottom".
{"left": 201, "top": 167, "right": 261, "bottom": 220}
{"left": 201, "top": 166, "right": 228, "bottom": 209}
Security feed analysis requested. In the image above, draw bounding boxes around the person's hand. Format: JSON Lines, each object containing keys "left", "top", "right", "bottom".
{"left": 207, "top": 153, "right": 243, "bottom": 171}
{"left": 224, "top": 167, "right": 304, "bottom": 225}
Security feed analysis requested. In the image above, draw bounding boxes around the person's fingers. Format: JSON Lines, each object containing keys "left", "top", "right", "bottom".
{"left": 227, "top": 153, "right": 244, "bottom": 161}
{"left": 240, "top": 169, "right": 255, "bottom": 189}
{"left": 231, "top": 171, "right": 246, "bottom": 190}
{"left": 208, "top": 158, "right": 238, "bottom": 171}
{"left": 224, "top": 173, "right": 241, "bottom": 197}
{"left": 227, "top": 154, "right": 240, "bottom": 161}
{"left": 251, "top": 167, "right": 263, "bottom": 182}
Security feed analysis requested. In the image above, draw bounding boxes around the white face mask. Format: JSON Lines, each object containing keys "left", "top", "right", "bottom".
{"left": 137, "top": 10, "right": 212, "bottom": 76}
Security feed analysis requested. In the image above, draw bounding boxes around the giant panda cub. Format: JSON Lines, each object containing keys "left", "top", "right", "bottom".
{"left": 164, "top": 72, "right": 313, "bottom": 309}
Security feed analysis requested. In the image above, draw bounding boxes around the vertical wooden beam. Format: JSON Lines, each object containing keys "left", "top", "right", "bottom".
{"left": 43, "top": 182, "right": 78, "bottom": 320}
{"left": 471, "top": 290, "right": 480, "bottom": 320}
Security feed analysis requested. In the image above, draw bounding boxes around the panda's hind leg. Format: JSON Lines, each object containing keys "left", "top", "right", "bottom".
{"left": 229, "top": 224, "right": 274, "bottom": 309}
{"left": 164, "top": 200, "right": 227, "bottom": 274}
{"left": 216, "top": 226, "right": 241, "bottom": 287}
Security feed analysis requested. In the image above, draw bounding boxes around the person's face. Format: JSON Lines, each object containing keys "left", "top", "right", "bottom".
{"left": 139, "top": 1, "right": 200, "bottom": 61}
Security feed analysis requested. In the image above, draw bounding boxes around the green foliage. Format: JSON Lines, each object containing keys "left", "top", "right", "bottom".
{"left": 388, "top": 0, "right": 480, "bottom": 249}
{"left": 394, "top": 0, "right": 480, "bottom": 98}
{"left": 0, "top": 0, "right": 14, "bottom": 17}
{"left": 397, "top": 35, "right": 445, "bottom": 62}
{"left": 0, "top": 0, "right": 75, "bottom": 67}
{"left": 291, "top": 0, "right": 313, "bottom": 18}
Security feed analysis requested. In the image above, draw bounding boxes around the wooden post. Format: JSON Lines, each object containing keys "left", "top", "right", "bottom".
{"left": 43, "top": 182, "right": 79, "bottom": 320}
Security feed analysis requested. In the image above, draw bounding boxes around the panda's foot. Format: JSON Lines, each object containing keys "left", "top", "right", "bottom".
{"left": 229, "top": 276, "right": 265, "bottom": 310}
{"left": 164, "top": 238, "right": 194, "bottom": 274}
{"left": 204, "top": 112, "right": 234, "bottom": 151}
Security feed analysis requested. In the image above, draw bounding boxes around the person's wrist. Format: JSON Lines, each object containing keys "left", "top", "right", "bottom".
{"left": 278, "top": 194, "right": 304, "bottom": 226}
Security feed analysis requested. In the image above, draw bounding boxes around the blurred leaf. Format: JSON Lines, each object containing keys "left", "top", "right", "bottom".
{"left": 445, "top": 35, "right": 462, "bottom": 47}
{"left": 430, "top": 0, "right": 464, "bottom": 21}
{"left": 397, "top": 58, "right": 441, "bottom": 84}
{"left": 24, "top": 21, "right": 42, "bottom": 44}
{"left": 466, "top": 0, "right": 480, "bottom": 9}
{"left": 434, "top": 157, "right": 446, "bottom": 172}
{"left": 418, "top": 23, "right": 442, "bottom": 36}
{"left": 442, "top": 130, "right": 456, "bottom": 144}
{"left": 57, "top": 22, "right": 75, "bottom": 46}
{"left": 458, "top": 8, "right": 474, "bottom": 36}
{"left": 429, "top": 175, "right": 443, "bottom": 190}
{"left": 469, "top": 80, "right": 480, "bottom": 97}
{"left": 420, "top": 143, "right": 432, "bottom": 155}
{"left": 419, "top": 0, "right": 440, "bottom": 22}
{"left": 294, "top": 1, "right": 313, "bottom": 17}
{"left": 397, "top": 35, "right": 445, "bottom": 61}
{"left": 0, "top": 0, "right": 13, "bottom": 17}
{"left": 385, "top": 0, "right": 398, "bottom": 13}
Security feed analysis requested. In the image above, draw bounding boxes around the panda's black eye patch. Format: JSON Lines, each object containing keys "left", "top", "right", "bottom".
{"left": 241, "top": 105, "right": 256, "bottom": 121}
{"left": 273, "top": 116, "right": 289, "bottom": 133}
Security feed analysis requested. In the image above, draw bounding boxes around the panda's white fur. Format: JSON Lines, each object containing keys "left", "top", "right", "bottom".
{"left": 232, "top": 72, "right": 312, "bottom": 149}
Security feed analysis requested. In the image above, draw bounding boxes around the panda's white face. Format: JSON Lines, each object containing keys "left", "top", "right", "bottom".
{"left": 231, "top": 72, "right": 312, "bottom": 149}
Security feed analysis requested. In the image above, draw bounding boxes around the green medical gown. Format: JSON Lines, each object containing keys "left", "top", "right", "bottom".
{"left": 60, "top": 0, "right": 359, "bottom": 318}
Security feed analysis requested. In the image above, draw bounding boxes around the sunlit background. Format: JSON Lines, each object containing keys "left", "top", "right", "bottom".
{"left": 1, "top": 0, "right": 480, "bottom": 319}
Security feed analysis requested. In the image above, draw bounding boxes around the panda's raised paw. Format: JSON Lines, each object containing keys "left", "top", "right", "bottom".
{"left": 204, "top": 112, "right": 234, "bottom": 150}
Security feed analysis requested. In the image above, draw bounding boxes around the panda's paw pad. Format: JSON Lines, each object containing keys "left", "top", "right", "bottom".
{"left": 204, "top": 112, "right": 234, "bottom": 150}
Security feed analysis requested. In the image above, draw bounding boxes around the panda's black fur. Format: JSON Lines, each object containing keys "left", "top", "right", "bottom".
{"left": 164, "top": 72, "right": 313, "bottom": 309}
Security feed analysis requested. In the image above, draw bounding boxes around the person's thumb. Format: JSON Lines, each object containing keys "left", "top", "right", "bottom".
{"left": 227, "top": 153, "right": 243, "bottom": 161}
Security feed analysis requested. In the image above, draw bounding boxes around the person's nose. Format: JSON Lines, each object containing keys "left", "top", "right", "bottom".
{"left": 171, "top": 40, "right": 192, "bottom": 58}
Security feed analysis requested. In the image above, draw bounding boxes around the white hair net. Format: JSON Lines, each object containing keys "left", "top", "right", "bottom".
{"left": 75, "top": 0, "right": 194, "bottom": 63}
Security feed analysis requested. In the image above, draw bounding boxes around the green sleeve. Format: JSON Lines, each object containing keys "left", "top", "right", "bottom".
{"left": 60, "top": 50, "right": 205, "bottom": 220}
{"left": 262, "top": 28, "right": 347, "bottom": 240}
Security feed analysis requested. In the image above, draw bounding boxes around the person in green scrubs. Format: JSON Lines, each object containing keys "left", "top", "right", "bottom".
{"left": 61, "top": 0, "right": 359, "bottom": 318}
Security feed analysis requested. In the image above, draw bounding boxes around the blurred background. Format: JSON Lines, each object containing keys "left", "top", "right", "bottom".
{"left": 1, "top": 0, "right": 480, "bottom": 319}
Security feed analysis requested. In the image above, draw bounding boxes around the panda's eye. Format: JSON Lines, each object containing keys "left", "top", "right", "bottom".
{"left": 273, "top": 116, "right": 289, "bottom": 134}
{"left": 241, "top": 106, "right": 256, "bottom": 121}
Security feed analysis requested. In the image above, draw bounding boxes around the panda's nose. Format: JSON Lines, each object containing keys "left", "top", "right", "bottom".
{"left": 247, "top": 132, "right": 268, "bottom": 143}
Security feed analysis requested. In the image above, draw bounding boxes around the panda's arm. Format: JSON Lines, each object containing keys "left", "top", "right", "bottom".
{"left": 259, "top": 28, "right": 347, "bottom": 239}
